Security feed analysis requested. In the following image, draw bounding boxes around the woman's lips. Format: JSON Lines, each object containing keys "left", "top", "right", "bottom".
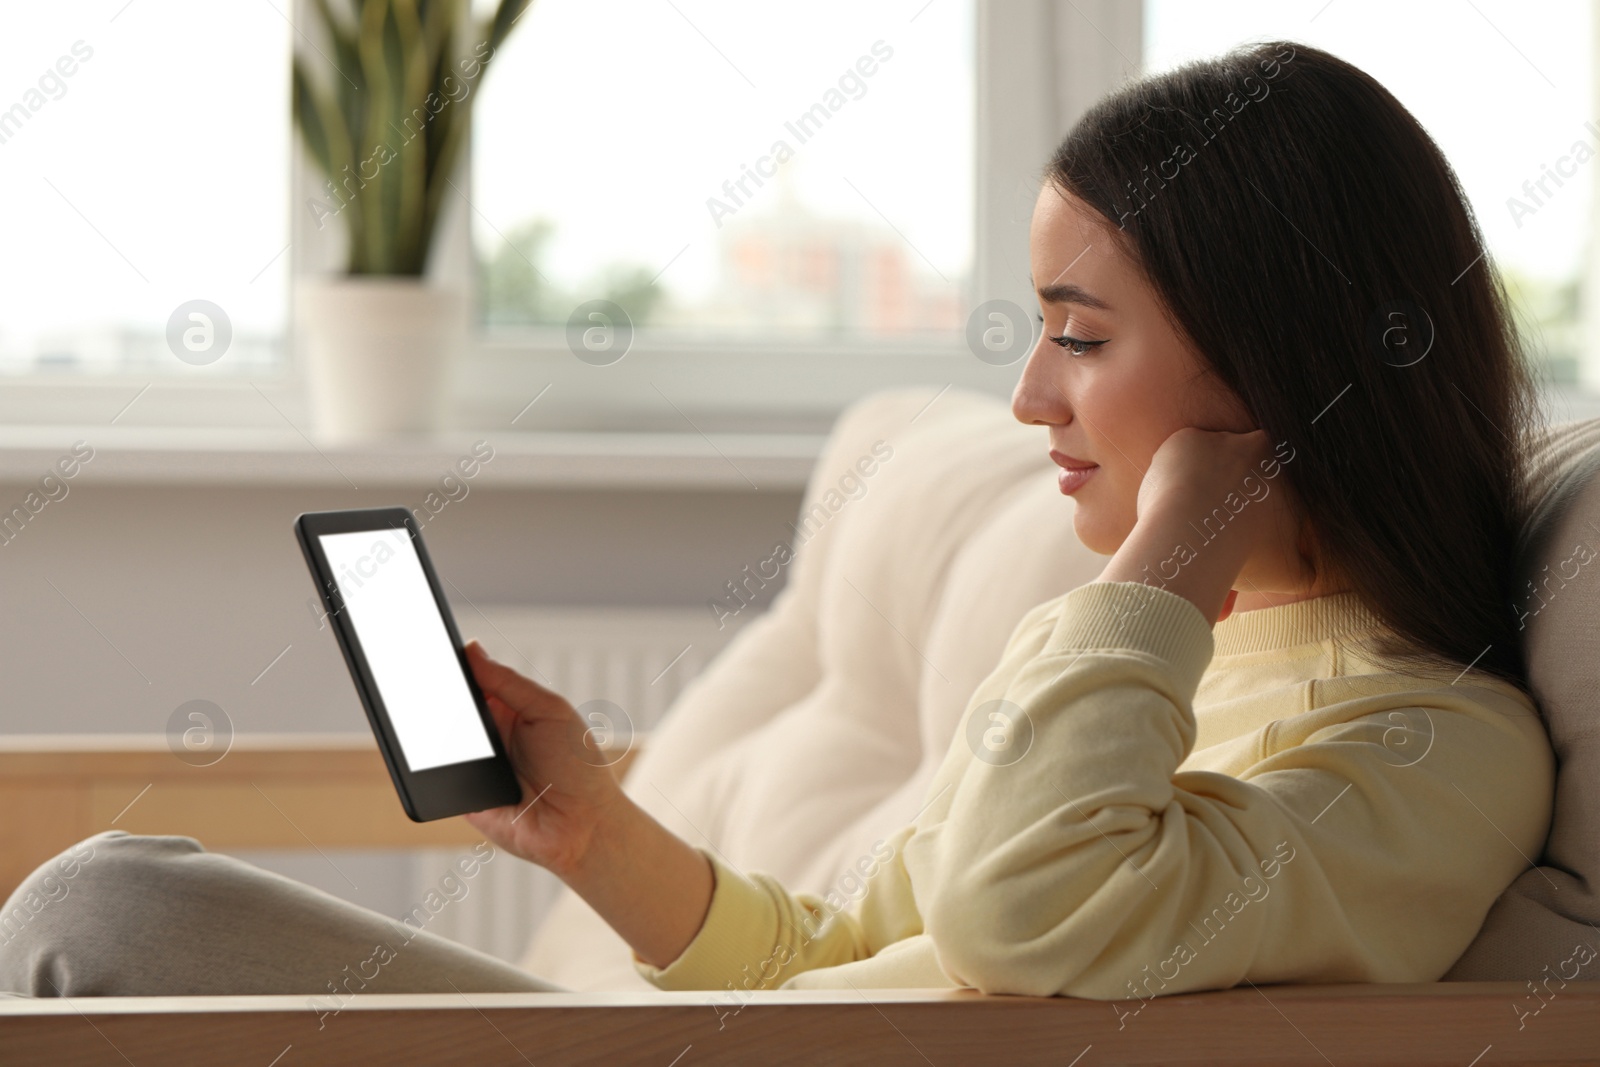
{"left": 1049, "top": 450, "right": 1098, "bottom": 494}
{"left": 1058, "top": 465, "right": 1098, "bottom": 494}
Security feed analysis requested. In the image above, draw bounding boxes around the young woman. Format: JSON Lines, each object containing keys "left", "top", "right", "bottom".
{"left": 0, "top": 40, "right": 1554, "bottom": 1002}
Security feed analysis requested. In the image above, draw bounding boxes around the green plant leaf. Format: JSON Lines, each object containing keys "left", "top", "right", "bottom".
{"left": 484, "top": 0, "right": 533, "bottom": 55}
{"left": 419, "top": 0, "right": 531, "bottom": 265}
{"left": 311, "top": 0, "right": 366, "bottom": 135}
{"left": 291, "top": 57, "right": 336, "bottom": 178}
{"left": 356, "top": 0, "right": 397, "bottom": 272}
{"left": 291, "top": 0, "right": 533, "bottom": 274}
{"left": 292, "top": 53, "right": 362, "bottom": 263}
{"left": 389, "top": 0, "right": 430, "bottom": 274}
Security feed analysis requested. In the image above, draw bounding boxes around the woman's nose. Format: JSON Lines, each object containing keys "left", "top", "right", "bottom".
{"left": 1011, "top": 341, "right": 1067, "bottom": 427}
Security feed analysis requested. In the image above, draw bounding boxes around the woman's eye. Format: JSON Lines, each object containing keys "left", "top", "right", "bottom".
{"left": 1048, "top": 334, "right": 1107, "bottom": 357}
{"left": 1035, "top": 314, "right": 1106, "bottom": 358}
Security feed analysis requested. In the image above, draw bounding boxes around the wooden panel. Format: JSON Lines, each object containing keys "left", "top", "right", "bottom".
{"left": 1, "top": 984, "right": 1597, "bottom": 1066}
{"left": 0, "top": 734, "right": 397, "bottom": 778}
{"left": 84, "top": 782, "right": 485, "bottom": 849}
{"left": 0, "top": 734, "right": 639, "bottom": 900}
{"left": 0, "top": 782, "right": 86, "bottom": 905}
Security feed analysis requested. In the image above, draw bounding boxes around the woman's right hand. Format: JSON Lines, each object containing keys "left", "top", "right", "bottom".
{"left": 461, "top": 640, "right": 629, "bottom": 880}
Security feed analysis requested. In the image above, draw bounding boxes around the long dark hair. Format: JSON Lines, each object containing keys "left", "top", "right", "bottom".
{"left": 1046, "top": 41, "right": 1542, "bottom": 692}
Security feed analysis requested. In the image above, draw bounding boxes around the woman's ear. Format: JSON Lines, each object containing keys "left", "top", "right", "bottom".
{"left": 1295, "top": 512, "right": 1326, "bottom": 587}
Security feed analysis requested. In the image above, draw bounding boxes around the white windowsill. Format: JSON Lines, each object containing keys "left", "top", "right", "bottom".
{"left": 0, "top": 426, "right": 825, "bottom": 491}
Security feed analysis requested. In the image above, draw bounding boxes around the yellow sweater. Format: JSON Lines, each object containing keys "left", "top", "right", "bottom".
{"left": 633, "top": 580, "right": 1555, "bottom": 1002}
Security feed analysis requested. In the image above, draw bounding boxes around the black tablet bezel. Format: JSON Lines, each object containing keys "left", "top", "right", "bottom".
{"left": 294, "top": 506, "right": 522, "bottom": 822}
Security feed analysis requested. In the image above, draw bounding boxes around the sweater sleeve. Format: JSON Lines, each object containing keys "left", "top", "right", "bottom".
{"left": 629, "top": 597, "right": 1076, "bottom": 994}
{"left": 632, "top": 823, "right": 922, "bottom": 993}
{"left": 902, "top": 579, "right": 1555, "bottom": 1000}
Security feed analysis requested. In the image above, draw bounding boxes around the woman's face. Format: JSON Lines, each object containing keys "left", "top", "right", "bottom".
{"left": 1012, "top": 182, "right": 1257, "bottom": 556}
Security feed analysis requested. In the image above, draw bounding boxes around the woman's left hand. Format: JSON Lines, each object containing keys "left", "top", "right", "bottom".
{"left": 1100, "top": 427, "right": 1315, "bottom": 624}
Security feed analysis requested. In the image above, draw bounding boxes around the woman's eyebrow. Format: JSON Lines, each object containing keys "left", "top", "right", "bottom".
{"left": 1027, "top": 274, "right": 1112, "bottom": 311}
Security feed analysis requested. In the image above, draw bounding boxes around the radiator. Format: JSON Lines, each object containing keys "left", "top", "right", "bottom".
{"left": 406, "top": 604, "right": 745, "bottom": 962}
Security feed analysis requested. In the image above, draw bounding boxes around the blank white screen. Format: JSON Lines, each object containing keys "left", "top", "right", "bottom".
{"left": 319, "top": 528, "right": 495, "bottom": 772}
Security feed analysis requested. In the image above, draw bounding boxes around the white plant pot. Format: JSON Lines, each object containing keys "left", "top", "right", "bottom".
{"left": 297, "top": 277, "right": 466, "bottom": 442}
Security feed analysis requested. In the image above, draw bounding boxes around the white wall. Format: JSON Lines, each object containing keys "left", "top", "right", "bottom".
{"left": 0, "top": 481, "right": 801, "bottom": 736}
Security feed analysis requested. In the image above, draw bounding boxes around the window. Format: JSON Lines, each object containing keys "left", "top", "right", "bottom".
{"left": 0, "top": 2, "right": 290, "bottom": 377}
{"left": 1144, "top": 0, "right": 1594, "bottom": 395}
{"left": 468, "top": 0, "right": 974, "bottom": 343}
{"left": 9, "top": 2, "right": 1592, "bottom": 433}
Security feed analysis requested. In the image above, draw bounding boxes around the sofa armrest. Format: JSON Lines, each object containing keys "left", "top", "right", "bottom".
{"left": 0, "top": 733, "right": 640, "bottom": 900}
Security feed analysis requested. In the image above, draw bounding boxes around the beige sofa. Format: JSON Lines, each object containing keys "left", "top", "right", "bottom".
{"left": 523, "top": 383, "right": 1600, "bottom": 992}
{"left": 1446, "top": 410, "right": 1600, "bottom": 979}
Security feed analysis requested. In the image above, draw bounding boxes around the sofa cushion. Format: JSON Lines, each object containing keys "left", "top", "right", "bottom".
{"left": 520, "top": 385, "right": 1106, "bottom": 989}
{"left": 1446, "top": 417, "right": 1600, "bottom": 979}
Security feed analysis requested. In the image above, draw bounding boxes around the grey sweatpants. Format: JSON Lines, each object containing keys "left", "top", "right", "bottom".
{"left": 0, "top": 831, "right": 567, "bottom": 998}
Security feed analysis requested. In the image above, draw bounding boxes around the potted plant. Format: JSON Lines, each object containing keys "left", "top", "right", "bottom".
{"left": 292, "top": 0, "right": 530, "bottom": 439}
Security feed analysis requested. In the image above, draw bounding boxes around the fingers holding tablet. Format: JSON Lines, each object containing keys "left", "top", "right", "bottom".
{"left": 458, "top": 639, "right": 629, "bottom": 876}
{"left": 464, "top": 640, "right": 568, "bottom": 717}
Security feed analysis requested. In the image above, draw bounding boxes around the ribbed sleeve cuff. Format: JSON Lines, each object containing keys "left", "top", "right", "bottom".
{"left": 1042, "top": 580, "right": 1215, "bottom": 696}
{"left": 633, "top": 849, "right": 781, "bottom": 992}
